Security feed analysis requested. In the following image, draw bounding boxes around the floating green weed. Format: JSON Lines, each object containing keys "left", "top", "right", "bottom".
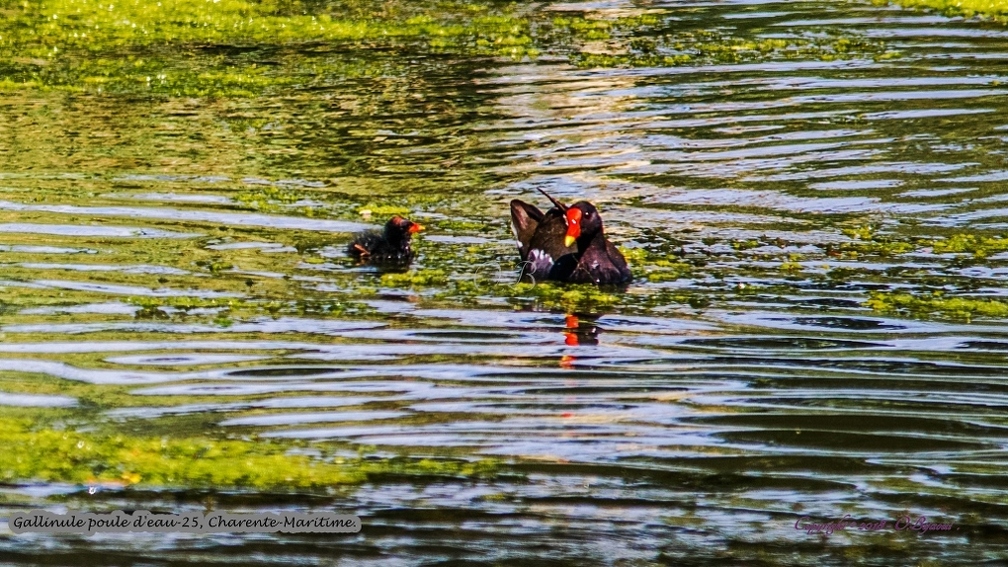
{"left": 0, "top": 0, "right": 539, "bottom": 95}
{"left": 930, "top": 233, "right": 1008, "bottom": 258}
{"left": 832, "top": 224, "right": 921, "bottom": 257}
{"left": 886, "top": 0, "right": 1008, "bottom": 21}
{"left": 4, "top": 0, "right": 526, "bottom": 54}
{"left": 236, "top": 186, "right": 310, "bottom": 212}
{"left": 644, "top": 259, "right": 692, "bottom": 282}
{"left": 569, "top": 28, "right": 890, "bottom": 68}
{"left": 779, "top": 260, "right": 803, "bottom": 273}
{"left": 358, "top": 203, "right": 412, "bottom": 217}
{"left": 0, "top": 0, "right": 892, "bottom": 95}
{"left": 0, "top": 416, "right": 499, "bottom": 489}
{"left": 507, "top": 282, "right": 621, "bottom": 313}
{"left": 127, "top": 296, "right": 371, "bottom": 320}
{"left": 866, "top": 291, "right": 1008, "bottom": 321}
{"left": 380, "top": 269, "right": 448, "bottom": 287}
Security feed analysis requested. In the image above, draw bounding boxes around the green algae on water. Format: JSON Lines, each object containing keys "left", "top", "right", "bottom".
{"left": 866, "top": 291, "right": 1008, "bottom": 321}
{"left": 0, "top": 0, "right": 893, "bottom": 95}
{"left": 0, "top": 415, "right": 500, "bottom": 489}
{"left": 128, "top": 295, "right": 373, "bottom": 320}
{"left": 885, "top": 0, "right": 1008, "bottom": 22}
{"left": 930, "top": 233, "right": 1008, "bottom": 258}
{"left": 0, "top": 0, "right": 539, "bottom": 95}
{"left": 568, "top": 27, "right": 891, "bottom": 68}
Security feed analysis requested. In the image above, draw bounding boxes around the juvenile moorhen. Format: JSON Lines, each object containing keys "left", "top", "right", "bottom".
{"left": 347, "top": 215, "right": 424, "bottom": 264}
{"left": 510, "top": 190, "right": 631, "bottom": 285}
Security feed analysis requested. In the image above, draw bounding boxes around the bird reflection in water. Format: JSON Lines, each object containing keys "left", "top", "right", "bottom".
{"left": 561, "top": 313, "right": 600, "bottom": 369}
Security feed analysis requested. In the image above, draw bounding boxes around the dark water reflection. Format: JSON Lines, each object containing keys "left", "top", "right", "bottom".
{"left": 4, "top": 0, "right": 1008, "bottom": 564}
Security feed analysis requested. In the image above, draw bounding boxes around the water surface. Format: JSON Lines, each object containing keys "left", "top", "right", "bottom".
{"left": 2, "top": 0, "right": 1008, "bottom": 564}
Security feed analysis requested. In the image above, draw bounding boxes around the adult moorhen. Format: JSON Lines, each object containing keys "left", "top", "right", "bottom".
{"left": 510, "top": 189, "right": 574, "bottom": 282}
{"left": 510, "top": 190, "right": 631, "bottom": 285}
{"left": 347, "top": 215, "right": 424, "bottom": 264}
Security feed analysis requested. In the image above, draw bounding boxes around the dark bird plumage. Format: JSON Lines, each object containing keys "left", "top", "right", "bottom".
{"left": 510, "top": 190, "right": 575, "bottom": 282}
{"left": 348, "top": 215, "right": 424, "bottom": 265}
{"left": 509, "top": 190, "right": 631, "bottom": 285}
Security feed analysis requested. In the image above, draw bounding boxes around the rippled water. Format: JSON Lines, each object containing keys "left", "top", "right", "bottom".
{"left": 4, "top": 0, "right": 1008, "bottom": 564}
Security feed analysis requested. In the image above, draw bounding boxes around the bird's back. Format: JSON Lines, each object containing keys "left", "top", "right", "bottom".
{"left": 348, "top": 229, "right": 412, "bottom": 263}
